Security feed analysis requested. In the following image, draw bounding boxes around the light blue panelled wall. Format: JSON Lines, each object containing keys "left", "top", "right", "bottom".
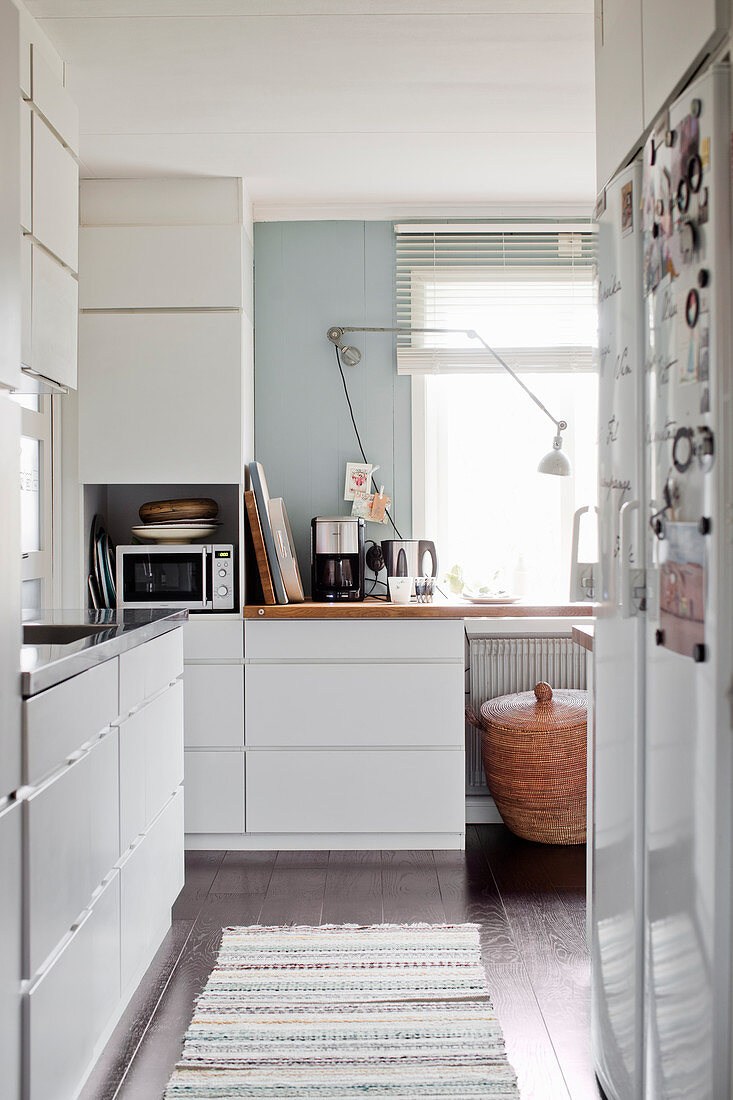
{"left": 254, "top": 221, "right": 412, "bottom": 592}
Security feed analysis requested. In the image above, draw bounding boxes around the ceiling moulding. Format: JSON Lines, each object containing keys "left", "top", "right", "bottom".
{"left": 253, "top": 201, "right": 595, "bottom": 222}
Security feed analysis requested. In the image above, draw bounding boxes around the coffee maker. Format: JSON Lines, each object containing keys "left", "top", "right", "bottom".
{"left": 311, "top": 517, "right": 365, "bottom": 601}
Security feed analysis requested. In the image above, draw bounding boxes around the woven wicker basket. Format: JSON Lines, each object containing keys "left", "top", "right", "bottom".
{"left": 468, "top": 681, "right": 588, "bottom": 845}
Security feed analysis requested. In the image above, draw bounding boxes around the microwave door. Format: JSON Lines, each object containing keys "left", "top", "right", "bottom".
{"left": 120, "top": 549, "right": 206, "bottom": 609}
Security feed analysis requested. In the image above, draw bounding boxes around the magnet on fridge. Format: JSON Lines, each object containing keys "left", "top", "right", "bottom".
{"left": 677, "top": 178, "right": 690, "bottom": 213}
{"left": 688, "top": 154, "right": 703, "bottom": 192}
{"left": 691, "top": 98, "right": 702, "bottom": 118}
{"left": 680, "top": 222, "right": 696, "bottom": 264}
{"left": 685, "top": 287, "right": 700, "bottom": 328}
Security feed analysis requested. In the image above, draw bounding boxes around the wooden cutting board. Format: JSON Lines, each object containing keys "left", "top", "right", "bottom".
{"left": 244, "top": 491, "right": 276, "bottom": 605}
{"left": 139, "top": 497, "right": 218, "bottom": 523}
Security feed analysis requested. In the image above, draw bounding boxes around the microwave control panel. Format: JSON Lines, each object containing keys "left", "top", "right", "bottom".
{"left": 212, "top": 546, "right": 235, "bottom": 610}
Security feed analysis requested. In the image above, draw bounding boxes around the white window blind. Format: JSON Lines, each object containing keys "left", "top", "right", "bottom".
{"left": 395, "top": 223, "right": 598, "bottom": 375}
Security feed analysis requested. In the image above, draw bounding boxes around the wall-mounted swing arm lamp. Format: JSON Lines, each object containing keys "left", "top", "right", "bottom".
{"left": 326, "top": 325, "right": 571, "bottom": 476}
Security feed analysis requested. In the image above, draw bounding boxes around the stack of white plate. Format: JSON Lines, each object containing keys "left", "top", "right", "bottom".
{"left": 132, "top": 497, "right": 221, "bottom": 544}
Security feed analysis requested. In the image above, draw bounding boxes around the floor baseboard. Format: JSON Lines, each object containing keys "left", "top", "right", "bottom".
{"left": 465, "top": 796, "right": 503, "bottom": 824}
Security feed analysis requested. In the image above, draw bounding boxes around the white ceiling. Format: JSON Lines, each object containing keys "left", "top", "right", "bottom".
{"left": 27, "top": 1, "right": 596, "bottom": 216}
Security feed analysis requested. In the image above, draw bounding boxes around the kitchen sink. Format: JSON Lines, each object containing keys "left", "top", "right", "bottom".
{"left": 23, "top": 624, "right": 111, "bottom": 646}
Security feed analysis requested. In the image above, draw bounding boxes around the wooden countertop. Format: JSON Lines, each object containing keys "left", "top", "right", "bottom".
{"left": 243, "top": 597, "right": 595, "bottom": 620}
{"left": 571, "top": 624, "right": 595, "bottom": 652}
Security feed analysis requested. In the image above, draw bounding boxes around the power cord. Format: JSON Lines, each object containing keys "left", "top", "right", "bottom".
{"left": 334, "top": 344, "right": 404, "bottom": 539}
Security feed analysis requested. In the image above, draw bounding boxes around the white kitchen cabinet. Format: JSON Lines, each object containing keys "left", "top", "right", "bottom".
{"left": 244, "top": 619, "right": 464, "bottom": 662}
{"left": 30, "top": 244, "right": 78, "bottom": 389}
{"left": 20, "top": 235, "right": 31, "bottom": 370}
{"left": 25, "top": 727, "right": 119, "bottom": 976}
{"left": 120, "top": 789, "right": 184, "bottom": 991}
{"left": 145, "top": 680, "right": 185, "bottom": 823}
{"left": 0, "top": 799, "right": 21, "bottom": 1100}
{"left": 26, "top": 871, "right": 120, "bottom": 1100}
{"left": 247, "top": 749, "right": 465, "bottom": 835}
{"left": 183, "top": 618, "right": 243, "bottom": 660}
{"left": 185, "top": 663, "right": 244, "bottom": 748}
{"left": 119, "top": 626, "right": 184, "bottom": 715}
{"left": 31, "top": 114, "right": 78, "bottom": 272}
{"left": 594, "top": 0, "right": 644, "bottom": 189}
{"left": 245, "top": 662, "right": 463, "bottom": 749}
{"left": 184, "top": 750, "right": 244, "bottom": 834}
{"left": 118, "top": 707, "right": 146, "bottom": 854}
{"left": 642, "top": 0, "right": 726, "bottom": 127}
{"left": 23, "top": 655, "right": 118, "bottom": 786}
{"left": 19, "top": 100, "right": 31, "bottom": 232}
{"left": 29, "top": 44, "right": 78, "bottom": 155}
{"left": 118, "top": 679, "right": 184, "bottom": 853}
{"left": 79, "top": 225, "right": 244, "bottom": 310}
{"left": 0, "top": 0, "right": 21, "bottom": 392}
{"left": 78, "top": 311, "right": 246, "bottom": 484}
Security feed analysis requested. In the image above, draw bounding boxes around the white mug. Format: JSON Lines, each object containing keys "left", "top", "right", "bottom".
{"left": 388, "top": 576, "right": 413, "bottom": 604}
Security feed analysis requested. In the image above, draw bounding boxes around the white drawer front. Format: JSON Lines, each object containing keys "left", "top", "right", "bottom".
{"left": 184, "top": 663, "right": 243, "bottom": 748}
{"left": 26, "top": 871, "right": 120, "bottom": 1100}
{"left": 31, "top": 243, "right": 78, "bottom": 389}
{"left": 118, "top": 708, "right": 146, "bottom": 854}
{"left": 31, "top": 114, "right": 78, "bottom": 271}
{"left": 146, "top": 680, "right": 184, "bottom": 823}
{"left": 30, "top": 45, "right": 79, "bottom": 154}
{"left": 26, "top": 729, "right": 119, "bottom": 976}
{"left": 23, "top": 657, "right": 119, "bottom": 786}
{"left": 246, "top": 749, "right": 465, "bottom": 835}
{"left": 120, "top": 790, "right": 183, "bottom": 991}
{"left": 184, "top": 750, "right": 244, "bottom": 834}
{"left": 244, "top": 620, "right": 464, "bottom": 661}
{"left": 183, "top": 619, "right": 243, "bottom": 660}
{"left": 245, "top": 663, "right": 463, "bottom": 748}
{"left": 119, "top": 628, "right": 184, "bottom": 715}
{"left": 79, "top": 225, "right": 243, "bottom": 309}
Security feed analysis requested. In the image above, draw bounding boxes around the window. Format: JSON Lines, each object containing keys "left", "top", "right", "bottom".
{"left": 399, "top": 224, "right": 598, "bottom": 601}
{"left": 12, "top": 393, "right": 53, "bottom": 612}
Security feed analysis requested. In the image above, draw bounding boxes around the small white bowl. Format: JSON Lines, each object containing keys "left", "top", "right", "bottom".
{"left": 388, "top": 576, "right": 413, "bottom": 604}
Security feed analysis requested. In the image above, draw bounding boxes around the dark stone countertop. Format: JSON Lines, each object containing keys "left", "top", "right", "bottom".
{"left": 20, "top": 608, "right": 188, "bottom": 697}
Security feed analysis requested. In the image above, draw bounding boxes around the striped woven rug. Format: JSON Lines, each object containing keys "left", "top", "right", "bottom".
{"left": 165, "top": 923, "right": 519, "bottom": 1098}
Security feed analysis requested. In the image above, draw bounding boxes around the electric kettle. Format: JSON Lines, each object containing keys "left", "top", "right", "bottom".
{"left": 380, "top": 539, "right": 438, "bottom": 580}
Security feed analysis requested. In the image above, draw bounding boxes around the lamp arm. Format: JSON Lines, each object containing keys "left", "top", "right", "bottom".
{"left": 328, "top": 325, "right": 567, "bottom": 433}
{"left": 465, "top": 331, "right": 567, "bottom": 433}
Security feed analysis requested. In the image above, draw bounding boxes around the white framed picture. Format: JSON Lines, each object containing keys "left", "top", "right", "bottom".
{"left": 344, "top": 461, "right": 373, "bottom": 500}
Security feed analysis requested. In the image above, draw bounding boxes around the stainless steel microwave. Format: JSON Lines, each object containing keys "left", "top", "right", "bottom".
{"left": 116, "top": 544, "right": 235, "bottom": 612}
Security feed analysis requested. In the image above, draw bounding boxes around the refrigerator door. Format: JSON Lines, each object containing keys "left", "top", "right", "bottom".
{"left": 593, "top": 159, "right": 646, "bottom": 1100}
{"left": 642, "top": 64, "right": 732, "bottom": 1099}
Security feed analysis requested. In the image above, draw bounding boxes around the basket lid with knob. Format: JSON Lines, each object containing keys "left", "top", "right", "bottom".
{"left": 480, "top": 681, "right": 588, "bottom": 733}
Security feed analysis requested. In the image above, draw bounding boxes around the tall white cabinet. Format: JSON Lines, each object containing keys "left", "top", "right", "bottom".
{"left": 20, "top": 41, "right": 79, "bottom": 391}
{"left": 594, "top": 0, "right": 727, "bottom": 188}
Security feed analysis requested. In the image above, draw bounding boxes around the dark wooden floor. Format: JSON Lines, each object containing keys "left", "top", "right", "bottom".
{"left": 80, "top": 825, "right": 599, "bottom": 1100}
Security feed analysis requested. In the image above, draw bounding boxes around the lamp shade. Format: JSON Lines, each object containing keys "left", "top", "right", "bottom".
{"left": 537, "top": 446, "right": 571, "bottom": 477}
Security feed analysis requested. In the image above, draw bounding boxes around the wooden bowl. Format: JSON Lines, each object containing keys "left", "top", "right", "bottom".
{"left": 138, "top": 497, "right": 219, "bottom": 524}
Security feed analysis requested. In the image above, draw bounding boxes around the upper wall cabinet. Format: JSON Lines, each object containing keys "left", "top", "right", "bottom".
{"left": 32, "top": 116, "right": 78, "bottom": 273}
{"left": 594, "top": 0, "right": 644, "bottom": 190}
{"left": 79, "top": 226, "right": 244, "bottom": 310}
{"left": 78, "top": 311, "right": 246, "bottom": 484}
{"left": 30, "top": 46, "right": 79, "bottom": 155}
{"left": 642, "top": 0, "right": 726, "bottom": 127}
{"left": 31, "top": 245, "right": 78, "bottom": 390}
{"left": 595, "top": 0, "right": 728, "bottom": 187}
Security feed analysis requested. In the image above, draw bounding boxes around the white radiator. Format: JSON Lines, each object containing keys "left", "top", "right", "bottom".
{"left": 466, "top": 634, "right": 587, "bottom": 794}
